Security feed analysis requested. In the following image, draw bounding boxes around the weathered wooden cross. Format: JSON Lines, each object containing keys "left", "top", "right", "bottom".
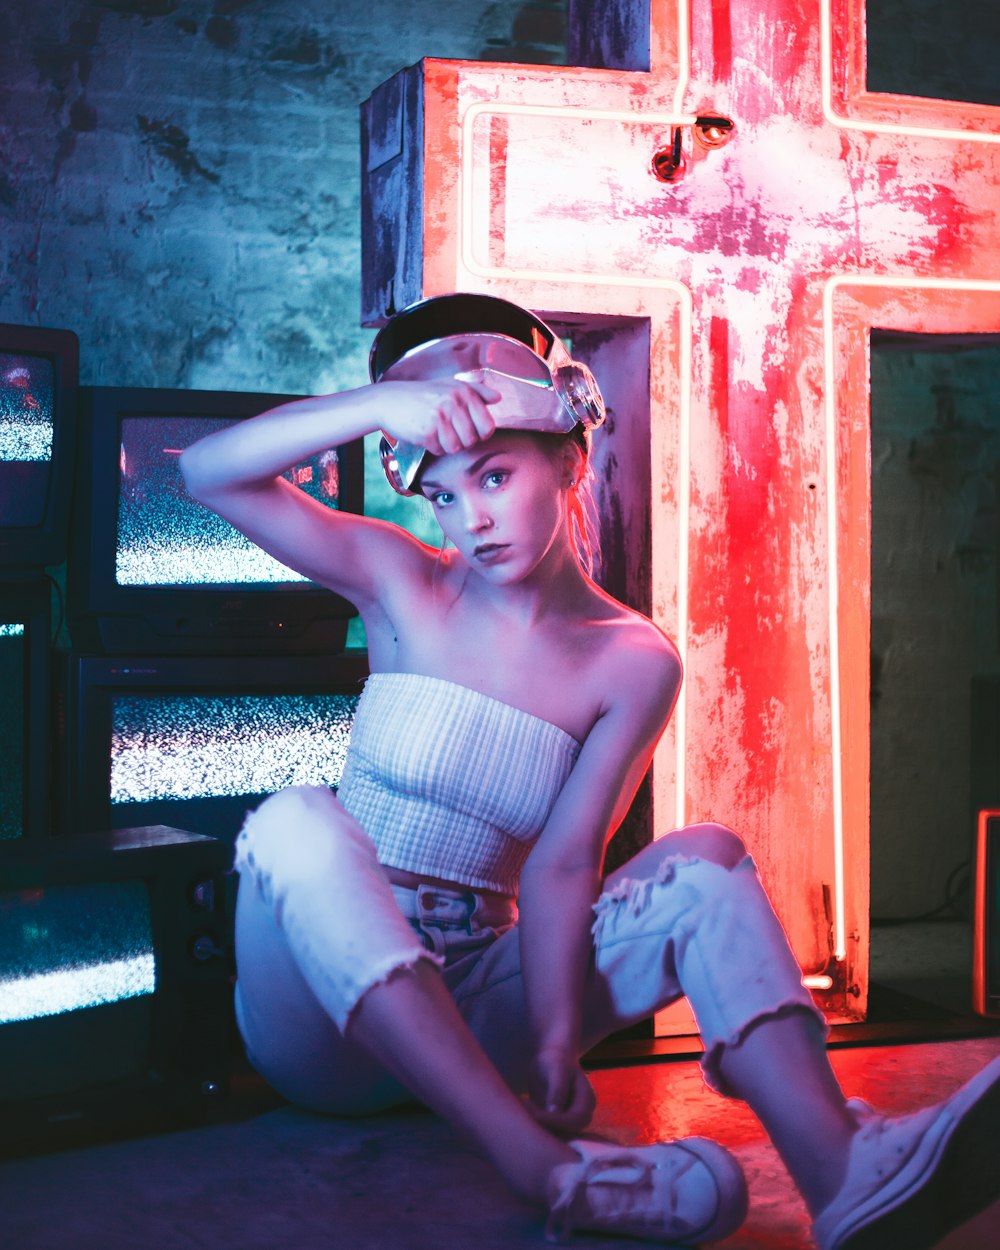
{"left": 361, "top": 0, "right": 1000, "bottom": 1023}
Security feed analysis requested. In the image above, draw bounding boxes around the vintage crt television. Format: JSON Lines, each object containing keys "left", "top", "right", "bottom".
{"left": 974, "top": 810, "right": 1000, "bottom": 1018}
{"left": 68, "top": 386, "right": 364, "bottom": 655}
{"left": 55, "top": 651, "right": 369, "bottom": 855}
{"left": 0, "top": 825, "right": 230, "bottom": 1146}
{"left": 0, "top": 323, "right": 78, "bottom": 569}
{"left": 0, "top": 578, "right": 51, "bottom": 840}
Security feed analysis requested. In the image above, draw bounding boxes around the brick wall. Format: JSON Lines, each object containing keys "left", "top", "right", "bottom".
{"left": 0, "top": 0, "right": 567, "bottom": 538}
{"left": 0, "top": 1, "right": 566, "bottom": 395}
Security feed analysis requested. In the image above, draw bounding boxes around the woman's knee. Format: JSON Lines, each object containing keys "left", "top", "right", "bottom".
{"left": 609, "top": 821, "right": 749, "bottom": 890}
{"left": 238, "top": 784, "right": 375, "bottom": 887}
{"left": 249, "top": 783, "right": 341, "bottom": 830}
{"left": 681, "top": 822, "right": 747, "bottom": 870}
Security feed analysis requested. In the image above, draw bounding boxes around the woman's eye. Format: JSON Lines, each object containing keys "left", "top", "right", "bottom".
{"left": 483, "top": 470, "right": 508, "bottom": 489}
{"left": 430, "top": 491, "right": 454, "bottom": 508}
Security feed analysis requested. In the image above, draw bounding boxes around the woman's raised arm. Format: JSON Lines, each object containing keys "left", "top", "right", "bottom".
{"left": 179, "top": 377, "right": 498, "bottom": 608}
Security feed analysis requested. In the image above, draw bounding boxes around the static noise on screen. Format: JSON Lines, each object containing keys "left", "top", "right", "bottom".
{"left": 109, "top": 690, "right": 358, "bottom": 803}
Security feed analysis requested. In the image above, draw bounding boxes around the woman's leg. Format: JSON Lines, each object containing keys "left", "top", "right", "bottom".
{"left": 235, "top": 788, "right": 748, "bottom": 1241}
{"left": 453, "top": 824, "right": 857, "bottom": 1210}
{"left": 715, "top": 1014, "right": 855, "bottom": 1213}
{"left": 350, "top": 963, "right": 748, "bottom": 1245}
{"left": 451, "top": 821, "right": 1000, "bottom": 1246}
{"left": 234, "top": 864, "right": 410, "bottom": 1114}
{"left": 584, "top": 824, "right": 1000, "bottom": 1246}
{"left": 599, "top": 824, "right": 856, "bottom": 1214}
{"left": 234, "top": 786, "right": 575, "bottom": 1199}
{"left": 347, "top": 960, "right": 576, "bottom": 1200}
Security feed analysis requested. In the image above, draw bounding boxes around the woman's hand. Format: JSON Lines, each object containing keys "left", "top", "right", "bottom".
{"left": 526, "top": 1045, "right": 596, "bottom": 1135}
{"left": 376, "top": 378, "right": 501, "bottom": 456}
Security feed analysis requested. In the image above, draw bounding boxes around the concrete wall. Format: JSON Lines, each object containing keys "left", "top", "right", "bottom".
{"left": 0, "top": 1, "right": 565, "bottom": 393}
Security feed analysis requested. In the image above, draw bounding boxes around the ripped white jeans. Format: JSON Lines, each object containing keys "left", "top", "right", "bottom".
{"left": 233, "top": 785, "right": 826, "bottom": 1114}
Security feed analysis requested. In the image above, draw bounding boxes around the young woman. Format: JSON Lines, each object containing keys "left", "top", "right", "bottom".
{"left": 181, "top": 293, "right": 1000, "bottom": 1247}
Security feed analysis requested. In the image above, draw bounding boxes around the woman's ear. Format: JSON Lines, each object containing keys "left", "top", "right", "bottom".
{"left": 560, "top": 439, "right": 585, "bottom": 490}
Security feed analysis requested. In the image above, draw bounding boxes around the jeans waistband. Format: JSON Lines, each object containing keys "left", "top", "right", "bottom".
{"left": 390, "top": 881, "right": 516, "bottom": 934}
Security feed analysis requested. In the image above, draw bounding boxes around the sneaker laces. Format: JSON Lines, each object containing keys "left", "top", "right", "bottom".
{"left": 843, "top": 1097, "right": 935, "bottom": 1182}
{"left": 545, "top": 1147, "right": 704, "bottom": 1244}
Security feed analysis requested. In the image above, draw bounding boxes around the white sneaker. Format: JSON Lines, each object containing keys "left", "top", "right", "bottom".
{"left": 814, "top": 1054, "right": 1000, "bottom": 1250}
{"left": 545, "top": 1136, "right": 748, "bottom": 1245}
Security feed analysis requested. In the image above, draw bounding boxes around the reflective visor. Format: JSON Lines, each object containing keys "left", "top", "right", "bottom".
{"left": 369, "top": 294, "right": 605, "bottom": 496}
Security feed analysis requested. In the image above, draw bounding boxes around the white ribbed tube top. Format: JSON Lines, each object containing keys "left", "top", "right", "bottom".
{"left": 336, "top": 672, "right": 581, "bottom": 895}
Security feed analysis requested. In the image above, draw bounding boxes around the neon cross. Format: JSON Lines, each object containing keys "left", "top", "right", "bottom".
{"left": 361, "top": 0, "right": 1000, "bottom": 1016}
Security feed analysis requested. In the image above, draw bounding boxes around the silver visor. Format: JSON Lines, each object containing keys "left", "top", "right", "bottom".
{"left": 376, "top": 331, "right": 605, "bottom": 496}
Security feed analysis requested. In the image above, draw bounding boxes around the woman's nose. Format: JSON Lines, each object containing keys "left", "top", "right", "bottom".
{"left": 463, "top": 499, "right": 493, "bottom": 532}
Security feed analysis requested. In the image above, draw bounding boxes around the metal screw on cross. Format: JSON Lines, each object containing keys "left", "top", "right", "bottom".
{"left": 651, "top": 113, "right": 735, "bottom": 182}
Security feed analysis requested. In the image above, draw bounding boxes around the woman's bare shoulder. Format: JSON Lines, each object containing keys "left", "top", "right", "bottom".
{"left": 588, "top": 599, "right": 682, "bottom": 718}
{"left": 589, "top": 587, "right": 680, "bottom": 663}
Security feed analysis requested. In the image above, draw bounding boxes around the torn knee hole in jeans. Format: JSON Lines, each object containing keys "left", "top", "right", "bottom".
{"left": 591, "top": 853, "right": 704, "bottom": 942}
{"left": 590, "top": 849, "right": 761, "bottom": 944}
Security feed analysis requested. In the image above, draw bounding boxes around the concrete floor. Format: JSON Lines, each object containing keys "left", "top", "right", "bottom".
{"left": 3, "top": 922, "right": 999, "bottom": 1249}
{"left": 869, "top": 919, "right": 983, "bottom": 1016}
{"left": 2, "top": 1034, "right": 999, "bottom": 1250}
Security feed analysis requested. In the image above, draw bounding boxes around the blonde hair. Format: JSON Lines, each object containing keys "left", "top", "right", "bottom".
{"left": 564, "top": 432, "right": 601, "bottom": 579}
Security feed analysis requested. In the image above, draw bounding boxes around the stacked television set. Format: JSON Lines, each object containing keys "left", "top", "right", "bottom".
{"left": 0, "top": 322, "right": 78, "bottom": 841}
{"left": 0, "top": 580, "right": 51, "bottom": 842}
{"left": 0, "top": 825, "right": 232, "bottom": 1146}
{"left": 1, "top": 349, "right": 368, "bottom": 1146}
{"left": 68, "top": 386, "right": 364, "bottom": 656}
{"left": 0, "top": 323, "right": 78, "bottom": 571}
{"left": 62, "top": 384, "right": 369, "bottom": 853}
{"left": 57, "top": 652, "right": 368, "bottom": 851}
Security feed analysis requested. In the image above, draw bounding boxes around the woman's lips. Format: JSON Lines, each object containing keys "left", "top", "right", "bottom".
{"left": 473, "top": 542, "right": 509, "bottom": 563}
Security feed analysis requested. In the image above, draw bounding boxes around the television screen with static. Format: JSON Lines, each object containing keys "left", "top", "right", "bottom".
{"left": 0, "top": 351, "right": 55, "bottom": 520}
{"left": 0, "top": 826, "right": 231, "bottom": 1145}
{"left": 0, "top": 878, "right": 155, "bottom": 1086}
{"left": 0, "top": 326, "right": 78, "bottom": 569}
{"left": 115, "top": 412, "right": 344, "bottom": 589}
{"left": 69, "top": 387, "right": 364, "bottom": 655}
{"left": 56, "top": 652, "right": 369, "bottom": 856}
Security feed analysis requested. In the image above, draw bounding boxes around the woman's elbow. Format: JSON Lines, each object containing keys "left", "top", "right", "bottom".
{"left": 521, "top": 851, "right": 601, "bottom": 891}
{"left": 178, "top": 442, "right": 217, "bottom": 502}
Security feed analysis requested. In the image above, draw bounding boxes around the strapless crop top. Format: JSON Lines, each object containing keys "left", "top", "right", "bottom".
{"left": 336, "top": 672, "right": 581, "bottom": 895}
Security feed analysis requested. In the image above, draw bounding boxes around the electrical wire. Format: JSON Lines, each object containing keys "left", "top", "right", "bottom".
{"left": 871, "top": 858, "right": 972, "bottom": 927}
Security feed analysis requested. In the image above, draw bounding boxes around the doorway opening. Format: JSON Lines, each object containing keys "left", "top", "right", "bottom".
{"left": 869, "top": 330, "right": 1000, "bottom": 1021}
